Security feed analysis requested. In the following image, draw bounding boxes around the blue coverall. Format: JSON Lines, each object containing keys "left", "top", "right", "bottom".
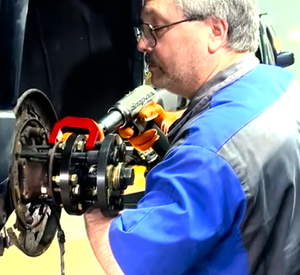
{"left": 109, "top": 53, "right": 300, "bottom": 275}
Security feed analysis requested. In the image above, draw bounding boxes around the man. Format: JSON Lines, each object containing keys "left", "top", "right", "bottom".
{"left": 84, "top": 0, "right": 300, "bottom": 274}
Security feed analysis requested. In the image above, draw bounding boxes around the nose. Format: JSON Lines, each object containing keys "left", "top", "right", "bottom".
{"left": 137, "top": 39, "right": 153, "bottom": 53}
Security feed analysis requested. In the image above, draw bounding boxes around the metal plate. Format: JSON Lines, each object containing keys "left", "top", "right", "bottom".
{"left": 96, "top": 134, "right": 124, "bottom": 217}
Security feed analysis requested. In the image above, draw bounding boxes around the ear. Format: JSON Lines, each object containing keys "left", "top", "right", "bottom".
{"left": 206, "top": 18, "right": 229, "bottom": 54}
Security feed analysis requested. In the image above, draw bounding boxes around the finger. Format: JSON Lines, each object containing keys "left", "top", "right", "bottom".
{"left": 129, "top": 129, "right": 157, "bottom": 146}
{"left": 118, "top": 127, "right": 135, "bottom": 139}
{"left": 153, "top": 110, "right": 184, "bottom": 131}
{"left": 136, "top": 135, "right": 159, "bottom": 151}
{"left": 138, "top": 102, "right": 164, "bottom": 121}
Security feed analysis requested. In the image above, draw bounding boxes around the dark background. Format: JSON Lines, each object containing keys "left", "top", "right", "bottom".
{"left": 19, "top": 0, "right": 144, "bottom": 120}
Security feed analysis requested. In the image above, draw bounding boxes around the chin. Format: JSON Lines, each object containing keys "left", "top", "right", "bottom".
{"left": 149, "top": 70, "right": 166, "bottom": 88}
{"left": 151, "top": 77, "right": 165, "bottom": 90}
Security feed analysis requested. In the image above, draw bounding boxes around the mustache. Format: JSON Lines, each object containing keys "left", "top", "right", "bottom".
{"left": 145, "top": 54, "right": 157, "bottom": 66}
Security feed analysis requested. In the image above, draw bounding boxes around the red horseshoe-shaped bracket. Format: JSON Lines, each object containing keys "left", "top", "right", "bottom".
{"left": 48, "top": 116, "right": 103, "bottom": 150}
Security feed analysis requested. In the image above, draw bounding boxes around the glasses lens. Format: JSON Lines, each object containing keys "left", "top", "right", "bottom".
{"left": 141, "top": 24, "right": 156, "bottom": 48}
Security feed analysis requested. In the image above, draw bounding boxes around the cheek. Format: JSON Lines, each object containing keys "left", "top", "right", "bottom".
{"left": 154, "top": 38, "right": 199, "bottom": 72}
{"left": 154, "top": 42, "right": 177, "bottom": 64}
{"left": 154, "top": 50, "right": 170, "bottom": 68}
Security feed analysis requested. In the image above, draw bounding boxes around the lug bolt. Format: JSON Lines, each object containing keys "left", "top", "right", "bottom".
{"left": 58, "top": 142, "right": 65, "bottom": 149}
{"left": 70, "top": 174, "right": 78, "bottom": 186}
{"left": 76, "top": 140, "right": 85, "bottom": 151}
{"left": 41, "top": 186, "right": 47, "bottom": 194}
{"left": 72, "top": 184, "right": 81, "bottom": 196}
{"left": 52, "top": 176, "right": 60, "bottom": 183}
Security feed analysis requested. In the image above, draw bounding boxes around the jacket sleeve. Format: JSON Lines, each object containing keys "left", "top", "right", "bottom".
{"left": 109, "top": 145, "right": 247, "bottom": 275}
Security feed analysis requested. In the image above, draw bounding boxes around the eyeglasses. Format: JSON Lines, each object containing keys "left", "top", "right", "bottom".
{"left": 134, "top": 18, "right": 198, "bottom": 48}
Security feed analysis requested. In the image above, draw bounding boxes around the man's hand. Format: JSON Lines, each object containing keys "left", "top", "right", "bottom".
{"left": 84, "top": 208, "right": 124, "bottom": 275}
{"left": 118, "top": 102, "right": 185, "bottom": 152}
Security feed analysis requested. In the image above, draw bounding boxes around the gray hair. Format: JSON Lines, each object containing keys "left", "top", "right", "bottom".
{"left": 174, "top": 0, "right": 259, "bottom": 52}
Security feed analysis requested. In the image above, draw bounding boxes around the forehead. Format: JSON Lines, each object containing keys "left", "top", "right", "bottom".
{"left": 142, "top": 0, "right": 180, "bottom": 19}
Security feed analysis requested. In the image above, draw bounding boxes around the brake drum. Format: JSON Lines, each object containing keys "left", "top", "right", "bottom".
{"left": 7, "top": 89, "right": 60, "bottom": 257}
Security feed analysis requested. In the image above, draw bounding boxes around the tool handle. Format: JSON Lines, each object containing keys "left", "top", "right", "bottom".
{"left": 127, "top": 119, "right": 169, "bottom": 159}
{"left": 145, "top": 121, "right": 169, "bottom": 159}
